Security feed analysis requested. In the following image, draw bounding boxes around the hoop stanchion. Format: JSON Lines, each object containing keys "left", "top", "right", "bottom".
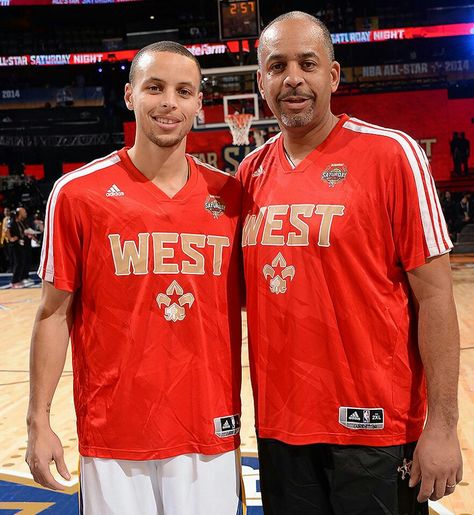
{"left": 225, "top": 113, "right": 254, "bottom": 146}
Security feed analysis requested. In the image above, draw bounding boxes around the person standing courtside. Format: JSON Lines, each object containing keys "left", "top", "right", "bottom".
{"left": 26, "top": 42, "right": 243, "bottom": 515}
{"left": 6, "top": 207, "right": 34, "bottom": 288}
{"left": 237, "top": 12, "right": 462, "bottom": 514}
{"left": 1, "top": 207, "right": 12, "bottom": 273}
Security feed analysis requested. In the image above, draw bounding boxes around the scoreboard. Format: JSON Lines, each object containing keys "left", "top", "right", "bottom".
{"left": 218, "top": 0, "right": 260, "bottom": 41}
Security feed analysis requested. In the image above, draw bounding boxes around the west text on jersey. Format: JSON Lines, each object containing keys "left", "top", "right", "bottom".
{"left": 108, "top": 232, "right": 230, "bottom": 276}
{"left": 242, "top": 204, "right": 345, "bottom": 248}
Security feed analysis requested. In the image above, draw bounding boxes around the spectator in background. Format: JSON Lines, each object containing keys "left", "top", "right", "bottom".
{"left": 458, "top": 133, "right": 470, "bottom": 176}
{"left": 457, "top": 193, "right": 471, "bottom": 226}
{"left": 0, "top": 207, "right": 12, "bottom": 273}
{"left": 440, "top": 191, "right": 456, "bottom": 240}
{"left": 31, "top": 211, "right": 44, "bottom": 267}
{"left": 450, "top": 132, "right": 461, "bottom": 176}
{"left": 6, "top": 207, "right": 34, "bottom": 288}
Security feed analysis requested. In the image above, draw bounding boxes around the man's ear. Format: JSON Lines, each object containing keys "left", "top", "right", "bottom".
{"left": 257, "top": 70, "right": 265, "bottom": 99}
{"left": 124, "top": 83, "right": 134, "bottom": 111}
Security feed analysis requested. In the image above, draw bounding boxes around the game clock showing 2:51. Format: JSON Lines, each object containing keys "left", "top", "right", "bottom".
{"left": 218, "top": 0, "right": 261, "bottom": 41}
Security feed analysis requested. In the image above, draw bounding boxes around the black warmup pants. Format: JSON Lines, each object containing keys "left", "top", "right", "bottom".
{"left": 11, "top": 242, "right": 25, "bottom": 284}
{"left": 257, "top": 437, "right": 429, "bottom": 515}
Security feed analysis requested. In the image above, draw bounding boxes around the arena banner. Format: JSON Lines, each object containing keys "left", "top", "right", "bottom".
{"left": 0, "top": 23, "right": 473, "bottom": 67}
{"left": 0, "top": 43, "right": 246, "bottom": 67}
{"left": 343, "top": 59, "right": 473, "bottom": 84}
{"left": 0, "top": 86, "right": 104, "bottom": 109}
{"left": 330, "top": 22, "right": 474, "bottom": 44}
{"left": 123, "top": 89, "right": 473, "bottom": 181}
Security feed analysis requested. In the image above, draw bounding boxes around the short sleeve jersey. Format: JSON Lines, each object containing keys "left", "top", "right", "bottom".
{"left": 39, "top": 148, "right": 242, "bottom": 460}
{"left": 237, "top": 115, "right": 452, "bottom": 447}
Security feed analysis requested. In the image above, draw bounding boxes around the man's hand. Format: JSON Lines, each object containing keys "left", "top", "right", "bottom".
{"left": 25, "top": 425, "right": 71, "bottom": 490}
{"left": 407, "top": 255, "right": 462, "bottom": 502}
{"left": 409, "top": 426, "right": 463, "bottom": 502}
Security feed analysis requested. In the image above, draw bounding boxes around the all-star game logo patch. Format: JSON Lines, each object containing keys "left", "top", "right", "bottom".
{"left": 321, "top": 163, "right": 348, "bottom": 187}
{"left": 214, "top": 414, "right": 241, "bottom": 437}
{"left": 205, "top": 195, "right": 226, "bottom": 218}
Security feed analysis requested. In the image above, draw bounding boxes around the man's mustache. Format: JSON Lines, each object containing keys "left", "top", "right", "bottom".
{"left": 278, "top": 90, "right": 315, "bottom": 101}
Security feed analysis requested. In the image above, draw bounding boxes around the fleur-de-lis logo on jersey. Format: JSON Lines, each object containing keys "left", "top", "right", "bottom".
{"left": 156, "top": 280, "right": 195, "bottom": 322}
{"left": 263, "top": 252, "right": 296, "bottom": 294}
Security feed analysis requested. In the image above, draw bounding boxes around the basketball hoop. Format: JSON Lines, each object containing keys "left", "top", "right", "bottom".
{"left": 225, "top": 113, "right": 254, "bottom": 146}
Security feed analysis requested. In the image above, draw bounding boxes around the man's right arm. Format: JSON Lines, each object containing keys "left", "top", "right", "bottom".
{"left": 26, "top": 280, "right": 75, "bottom": 490}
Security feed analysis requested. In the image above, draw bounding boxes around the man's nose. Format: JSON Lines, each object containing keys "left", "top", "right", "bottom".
{"left": 283, "top": 63, "right": 304, "bottom": 89}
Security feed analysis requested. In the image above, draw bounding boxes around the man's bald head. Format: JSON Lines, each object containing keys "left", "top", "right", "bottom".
{"left": 257, "top": 11, "right": 335, "bottom": 66}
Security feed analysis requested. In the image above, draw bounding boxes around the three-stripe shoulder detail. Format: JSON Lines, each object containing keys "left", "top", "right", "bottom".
{"left": 188, "top": 154, "right": 232, "bottom": 177}
{"left": 343, "top": 117, "right": 452, "bottom": 256}
{"left": 39, "top": 152, "right": 121, "bottom": 282}
{"left": 240, "top": 132, "right": 281, "bottom": 165}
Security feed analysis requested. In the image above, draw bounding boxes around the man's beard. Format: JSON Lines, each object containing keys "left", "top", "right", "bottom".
{"left": 147, "top": 131, "right": 185, "bottom": 148}
{"left": 280, "top": 104, "right": 315, "bottom": 127}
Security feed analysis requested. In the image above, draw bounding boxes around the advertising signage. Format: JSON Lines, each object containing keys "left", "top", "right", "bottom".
{"left": 0, "top": 23, "right": 472, "bottom": 67}
{"left": 0, "top": 0, "right": 142, "bottom": 6}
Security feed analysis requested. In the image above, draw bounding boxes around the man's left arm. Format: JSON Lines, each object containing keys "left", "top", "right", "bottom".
{"left": 407, "top": 253, "right": 463, "bottom": 502}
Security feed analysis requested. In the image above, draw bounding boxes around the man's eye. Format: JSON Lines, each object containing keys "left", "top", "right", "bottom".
{"left": 269, "top": 63, "right": 284, "bottom": 72}
{"left": 302, "top": 61, "right": 316, "bottom": 70}
{"left": 179, "top": 89, "right": 192, "bottom": 96}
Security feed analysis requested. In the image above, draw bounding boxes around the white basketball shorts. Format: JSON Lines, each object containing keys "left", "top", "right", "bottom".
{"left": 79, "top": 450, "right": 242, "bottom": 515}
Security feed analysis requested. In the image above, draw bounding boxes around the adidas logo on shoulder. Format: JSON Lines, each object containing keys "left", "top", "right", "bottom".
{"left": 106, "top": 184, "right": 125, "bottom": 197}
{"left": 348, "top": 411, "right": 361, "bottom": 421}
{"left": 251, "top": 165, "right": 265, "bottom": 177}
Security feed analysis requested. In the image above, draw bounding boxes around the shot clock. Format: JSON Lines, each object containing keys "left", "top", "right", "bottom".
{"left": 218, "top": 0, "right": 261, "bottom": 41}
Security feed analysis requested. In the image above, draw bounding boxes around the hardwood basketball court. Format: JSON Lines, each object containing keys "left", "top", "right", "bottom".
{"left": 1, "top": 256, "right": 473, "bottom": 514}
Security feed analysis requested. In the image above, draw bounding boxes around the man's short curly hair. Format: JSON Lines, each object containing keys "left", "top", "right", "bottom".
{"left": 129, "top": 41, "right": 201, "bottom": 85}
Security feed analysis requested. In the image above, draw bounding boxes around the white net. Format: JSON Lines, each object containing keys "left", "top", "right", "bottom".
{"left": 225, "top": 113, "right": 254, "bottom": 146}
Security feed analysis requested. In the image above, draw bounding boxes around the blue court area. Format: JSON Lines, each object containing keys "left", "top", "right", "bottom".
{"left": 0, "top": 477, "right": 78, "bottom": 513}
{"left": 0, "top": 455, "right": 263, "bottom": 514}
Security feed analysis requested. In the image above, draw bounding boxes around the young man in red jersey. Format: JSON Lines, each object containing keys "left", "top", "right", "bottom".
{"left": 237, "top": 11, "right": 462, "bottom": 514}
{"left": 26, "top": 42, "right": 243, "bottom": 515}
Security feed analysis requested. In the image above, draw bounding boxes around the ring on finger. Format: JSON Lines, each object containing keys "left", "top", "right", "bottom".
{"left": 446, "top": 483, "right": 456, "bottom": 489}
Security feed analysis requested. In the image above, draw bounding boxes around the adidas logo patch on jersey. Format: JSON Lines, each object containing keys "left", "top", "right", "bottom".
{"left": 106, "top": 184, "right": 125, "bottom": 197}
{"left": 339, "top": 407, "right": 384, "bottom": 430}
{"left": 252, "top": 165, "right": 265, "bottom": 177}
{"left": 214, "top": 414, "right": 241, "bottom": 438}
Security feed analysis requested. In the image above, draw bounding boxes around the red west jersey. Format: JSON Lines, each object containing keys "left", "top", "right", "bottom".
{"left": 237, "top": 115, "right": 452, "bottom": 447}
{"left": 39, "top": 148, "right": 242, "bottom": 460}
